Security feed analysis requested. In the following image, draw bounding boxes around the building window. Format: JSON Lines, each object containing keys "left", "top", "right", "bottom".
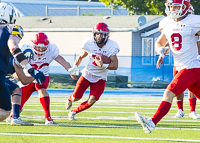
{"left": 142, "top": 38, "right": 153, "bottom": 56}
{"left": 142, "top": 38, "right": 153, "bottom": 65}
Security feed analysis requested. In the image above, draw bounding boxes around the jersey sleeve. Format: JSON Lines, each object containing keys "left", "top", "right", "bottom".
{"left": 10, "top": 25, "right": 24, "bottom": 39}
{"left": 110, "top": 41, "right": 120, "bottom": 56}
{"left": 81, "top": 37, "right": 92, "bottom": 52}
{"left": 51, "top": 43, "right": 59, "bottom": 59}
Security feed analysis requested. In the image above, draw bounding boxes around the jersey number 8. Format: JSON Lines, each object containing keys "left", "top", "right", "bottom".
{"left": 171, "top": 33, "right": 182, "bottom": 51}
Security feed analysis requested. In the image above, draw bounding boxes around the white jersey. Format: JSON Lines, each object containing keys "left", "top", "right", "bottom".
{"left": 159, "top": 16, "right": 170, "bottom": 32}
{"left": 81, "top": 38, "right": 120, "bottom": 82}
{"left": 162, "top": 14, "right": 200, "bottom": 71}
{"left": 17, "top": 43, "right": 59, "bottom": 87}
{"left": 29, "top": 43, "right": 59, "bottom": 76}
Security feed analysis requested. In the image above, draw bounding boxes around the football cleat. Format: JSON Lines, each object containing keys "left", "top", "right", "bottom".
{"left": 65, "top": 99, "right": 72, "bottom": 110}
{"left": 135, "top": 112, "right": 155, "bottom": 133}
{"left": 11, "top": 117, "right": 34, "bottom": 126}
{"left": 174, "top": 109, "right": 185, "bottom": 118}
{"left": 6, "top": 115, "right": 13, "bottom": 123}
{"left": 68, "top": 110, "right": 76, "bottom": 120}
{"left": 189, "top": 111, "right": 200, "bottom": 119}
{"left": 45, "top": 117, "right": 54, "bottom": 125}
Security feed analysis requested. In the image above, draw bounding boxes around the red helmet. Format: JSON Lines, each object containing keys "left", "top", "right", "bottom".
{"left": 31, "top": 32, "right": 49, "bottom": 57}
{"left": 188, "top": 4, "right": 194, "bottom": 14}
{"left": 165, "top": 0, "right": 190, "bottom": 19}
{"left": 93, "top": 22, "right": 110, "bottom": 44}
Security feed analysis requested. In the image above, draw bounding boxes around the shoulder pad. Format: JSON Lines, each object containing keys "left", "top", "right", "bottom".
{"left": 11, "top": 25, "right": 24, "bottom": 39}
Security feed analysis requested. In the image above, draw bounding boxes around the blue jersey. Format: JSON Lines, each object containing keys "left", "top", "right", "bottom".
{"left": 0, "top": 24, "right": 23, "bottom": 74}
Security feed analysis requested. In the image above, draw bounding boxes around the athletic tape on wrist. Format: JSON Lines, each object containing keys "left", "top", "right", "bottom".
{"left": 159, "top": 54, "right": 165, "bottom": 59}
{"left": 102, "top": 64, "right": 109, "bottom": 69}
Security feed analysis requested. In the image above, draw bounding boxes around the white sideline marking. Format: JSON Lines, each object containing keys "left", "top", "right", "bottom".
{"left": 0, "top": 132, "right": 199, "bottom": 142}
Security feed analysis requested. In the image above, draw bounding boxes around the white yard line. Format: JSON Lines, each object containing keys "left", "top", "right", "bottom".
{"left": 0, "top": 132, "right": 199, "bottom": 142}
{"left": 24, "top": 104, "right": 200, "bottom": 111}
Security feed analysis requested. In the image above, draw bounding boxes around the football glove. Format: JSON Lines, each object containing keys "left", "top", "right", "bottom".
{"left": 24, "top": 63, "right": 46, "bottom": 84}
{"left": 28, "top": 68, "right": 46, "bottom": 84}
{"left": 68, "top": 65, "right": 80, "bottom": 76}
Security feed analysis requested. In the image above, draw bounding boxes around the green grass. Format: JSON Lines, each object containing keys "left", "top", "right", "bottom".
{"left": 1, "top": 96, "right": 200, "bottom": 143}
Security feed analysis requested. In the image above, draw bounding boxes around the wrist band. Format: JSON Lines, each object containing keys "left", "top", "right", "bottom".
{"left": 159, "top": 54, "right": 165, "bottom": 59}
{"left": 102, "top": 64, "right": 109, "bottom": 69}
{"left": 23, "top": 63, "right": 32, "bottom": 71}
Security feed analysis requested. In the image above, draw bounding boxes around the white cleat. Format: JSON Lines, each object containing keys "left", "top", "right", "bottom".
{"left": 189, "top": 111, "right": 200, "bottom": 119}
{"left": 65, "top": 99, "right": 72, "bottom": 110}
{"left": 174, "top": 109, "right": 185, "bottom": 118}
{"left": 68, "top": 110, "right": 76, "bottom": 120}
{"left": 135, "top": 112, "right": 155, "bottom": 133}
{"left": 45, "top": 117, "right": 54, "bottom": 125}
{"left": 11, "top": 117, "right": 34, "bottom": 126}
{"left": 6, "top": 115, "right": 13, "bottom": 123}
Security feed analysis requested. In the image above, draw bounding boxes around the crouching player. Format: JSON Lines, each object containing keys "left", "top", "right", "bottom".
{"left": 14, "top": 32, "right": 76, "bottom": 125}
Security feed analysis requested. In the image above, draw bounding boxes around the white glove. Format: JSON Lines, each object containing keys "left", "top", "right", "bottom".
{"left": 68, "top": 65, "right": 80, "bottom": 76}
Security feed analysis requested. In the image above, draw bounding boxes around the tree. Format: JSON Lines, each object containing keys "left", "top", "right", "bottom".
{"left": 191, "top": 1, "right": 200, "bottom": 15}
{"left": 99, "top": 0, "right": 200, "bottom": 15}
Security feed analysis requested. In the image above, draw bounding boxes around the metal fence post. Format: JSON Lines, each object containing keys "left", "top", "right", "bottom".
{"left": 46, "top": 6, "right": 48, "bottom": 16}
{"left": 77, "top": 6, "right": 80, "bottom": 16}
{"left": 111, "top": 7, "right": 113, "bottom": 15}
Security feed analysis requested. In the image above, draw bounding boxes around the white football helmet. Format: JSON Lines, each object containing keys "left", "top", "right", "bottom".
{"left": 0, "top": 3, "right": 16, "bottom": 24}
{"left": 19, "top": 44, "right": 34, "bottom": 62}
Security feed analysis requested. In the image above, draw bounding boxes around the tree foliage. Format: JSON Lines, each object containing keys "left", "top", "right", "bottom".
{"left": 99, "top": 0, "right": 200, "bottom": 15}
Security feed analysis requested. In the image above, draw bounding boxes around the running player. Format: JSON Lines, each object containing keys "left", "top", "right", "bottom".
{"left": 65, "top": 22, "right": 120, "bottom": 120}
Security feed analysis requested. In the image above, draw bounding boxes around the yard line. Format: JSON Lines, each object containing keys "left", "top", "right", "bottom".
{"left": 18, "top": 114, "right": 200, "bottom": 122}
{"left": 27, "top": 102, "right": 192, "bottom": 106}
{"left": 1, "top": 122, "right": 200, "bottom": 131}
{"left": 24, "top": 105, "right": 200, "bottom": 111}
{"left": 0, "top": 132, "right": 199, "bottom": 142}
{"left": 22, "top": 109, "right": 195, "bottom": 117}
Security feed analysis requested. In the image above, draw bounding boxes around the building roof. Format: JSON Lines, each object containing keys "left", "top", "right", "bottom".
{"left": 2, "top": 0, "right": 128, "bottom": 16}
{"left": 15, "top": 15, "right": 164, "bottom": 32}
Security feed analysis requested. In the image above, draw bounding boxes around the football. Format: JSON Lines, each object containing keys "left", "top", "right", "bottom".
{"left": 96, "top": 55, "right": 111, "bottom": 64}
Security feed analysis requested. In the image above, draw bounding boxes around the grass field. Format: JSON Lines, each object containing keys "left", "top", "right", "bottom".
{"left": 1, "top": 94, "right": 200, "bottom": 143}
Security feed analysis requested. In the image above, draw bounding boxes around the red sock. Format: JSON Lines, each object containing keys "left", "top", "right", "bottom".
{"left": 189, "top": 98, "right": 196, "bottom": 113}
{"left": 152, "top": 101, "right": 171, "bottom": 125}
{"left": 20, "top": 94, "right": 32, "bottom": 111}
{"left": 40, "top": 96, "right": 50, "bottom": 118}
{"left": 68, "top": 93, "right": 74, "bottom": 101}
{"left": 176, "top": 100, "right": 183, "bottom": 111}
{"left": 73, "top": 101, "right": 91, "bottom": 114}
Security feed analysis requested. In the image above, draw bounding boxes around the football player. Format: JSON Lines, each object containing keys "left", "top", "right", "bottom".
{"left": 6, "top": 44, "right": 35, "bottom": 125}
{"left": 15, "top": 32, "right": 76, "bottom": 125}
{"left": 0, "top": 3, "right": 45, "bottom": 122}
{"left": 157, "top": 4, "right": 200, "bottom": 119}
{"left": 65, "top": 22, "right": 120, "bottom": 120}
{"left": 135, "top": 0, "right": 200, "bottom": 133}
